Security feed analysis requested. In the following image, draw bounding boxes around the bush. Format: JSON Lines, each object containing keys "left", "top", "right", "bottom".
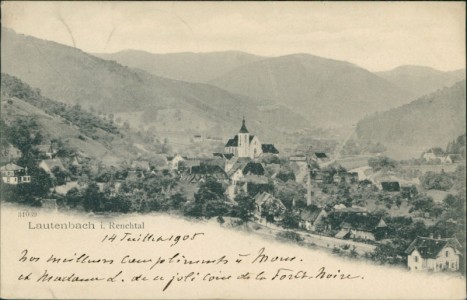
{"left": 277, "top": 231, "right": 304, "bottom": 243}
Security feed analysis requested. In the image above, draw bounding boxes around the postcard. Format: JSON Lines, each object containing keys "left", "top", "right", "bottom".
{"left": 1, "top": 1, "right": 466, "bottom": 299}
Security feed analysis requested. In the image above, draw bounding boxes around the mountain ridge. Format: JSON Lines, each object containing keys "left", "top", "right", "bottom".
{"left": 354, "top": 80, "right": 466, "bottom": 154}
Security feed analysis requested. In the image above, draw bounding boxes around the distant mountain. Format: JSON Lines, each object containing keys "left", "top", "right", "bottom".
{"left": 95, "top": 50, "right": 266, "bottom": 83}
{"left": 0, "top": 28, "right": 309, "bottom": 144}
{"left": 354, "top": 80, "right": 466, "bottom": 152}
{"left": 209, "top": 54, "right": 412, "bottom": 126}
{"left": 376, "top": 65, "right": 466, "bottom": 99}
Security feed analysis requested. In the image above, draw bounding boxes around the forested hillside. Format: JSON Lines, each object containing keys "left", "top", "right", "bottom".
{"left": 355, "top": 81, "right": 466, "bottom": 150}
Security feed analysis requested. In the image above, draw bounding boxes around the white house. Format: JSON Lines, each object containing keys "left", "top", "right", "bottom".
{"left": 0, "top": 163, "right": 31, "bottom": 185}
{"left": 405, "top": 236, "right": 462, "bottom": 272}
{"left": 167, "top": 154, "right": 185, "bottom": 170}
{"left": 422, "top": 148, "right": 445, "bottom": 162}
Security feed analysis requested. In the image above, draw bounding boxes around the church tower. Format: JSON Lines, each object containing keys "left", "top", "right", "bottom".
{"left": 237, "top": 117, "right": 250, "bottom": 157}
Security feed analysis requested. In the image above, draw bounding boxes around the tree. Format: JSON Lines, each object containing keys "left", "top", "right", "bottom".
{"left": 235, "top": 193, "right": 256, "bottom": 223}
{"left": 281, "top": 209, "right": 301, "bottom": 229}
{"left": 82, "top": 183, "right": 102, "bottom": 212}
{"left": 421, "top": 171, "right": 453, "bottom": 191}
{"left": 65, "top": 187, "right": 82, "bottom": 208}
{"left": 368, "top": 156, "right": 397, "bottom": 172}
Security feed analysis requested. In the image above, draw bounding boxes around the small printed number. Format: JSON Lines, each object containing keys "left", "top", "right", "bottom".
{"left": 18, "top": 211, "right": 37, "bottom": 217}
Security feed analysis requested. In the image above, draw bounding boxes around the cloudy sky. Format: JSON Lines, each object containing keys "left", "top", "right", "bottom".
{"left": 2, "top": 1, "right": 465, "bottom": 71}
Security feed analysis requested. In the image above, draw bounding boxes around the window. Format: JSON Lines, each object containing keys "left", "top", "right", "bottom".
{"left": 446, "top": 251, "right": 449, "bottom": 257}
{"left": 414, "top": 256, "right": 418, "bottom": 262}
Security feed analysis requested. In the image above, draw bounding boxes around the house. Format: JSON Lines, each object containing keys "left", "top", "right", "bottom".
{"left": 39, "top": 159, "right": 66, "bottom": 175}
{"left": 0, "top": 163, "right": 31, "bottom": 184}
{"left": 181, "top": 165, "right": 228, "bottom": 183}
{"left": 443, "top": 154, "right": 463, "bottom": 164}
{"left": 166, "top": 154, "right": 186, "bottom": 170}
{"left": 380, "top": 181, "right": 401, "bottom": 192}
{"left": 227, "top": 161, "right": 265, "bottom": 185}
{"left": 422, "top": 148, "right": 445, "bottom": 162}
{"left": 313, "top": 152, "right": 328, "bottom": 161}
{"left": 34, "top": 144, "right": 57, "bottom": 159}
{"left": 405, "top": 236, "right": 462, "bottom": 272}
{"left": 348, "top": 166, "right": 372, "bottom": 181}
{"left": 299, "top": 205, "right": 327, "bottom": 232}
{"left": 224, "top": 118, "right": 277, "bottom": 158}
{"left": 261, "top": 144, "right": 279, "bottom": 155}
{"left": 335, "top": 213, "right": 387, "bottom": 241}
{"left": 254, "top": 192, "right": 286, "bottom": 222}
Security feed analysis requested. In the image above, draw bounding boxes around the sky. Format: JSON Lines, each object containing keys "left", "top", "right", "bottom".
{"left": 2, "top": 1, "right": 465, "bottom": 72}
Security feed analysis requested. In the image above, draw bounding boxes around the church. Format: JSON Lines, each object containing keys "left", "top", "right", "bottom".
{"left": 224, "top": 118, "right": 279, "bottom": 158}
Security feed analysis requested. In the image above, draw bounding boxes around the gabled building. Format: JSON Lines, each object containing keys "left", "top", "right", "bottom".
{"left": 335, "top": 213, "right": 387, "bottom": 241}
{"left": 261, "top": 144, "right": 279, "bottom": 155}
{"left": 422, "top": 148, "right": 445, "bottom": 162}
{"left": 181, "top": 165, "right": 228, "bottom": 183}
{"left": 313, "top": 152, "right": 328, "bottom": 161}
{"left": 405, "top": 236, "right": 462, "bottom": 272}
{"left": 224, "top": 118, "right": 278, "bottom": 158}
{"left": 166, "top": 154, "right": 186, "bottom": 171}
{"left": 299, "top": 205, "right": 327, "bottom": 232}
{"left": 34, "top": 144, "right": 57, "bottom": 159}
{"left": 0, "top": 163, "right": 31, "bottom": 184}
{"left": 254, "top": 192, "right": 286, "bottom": 222}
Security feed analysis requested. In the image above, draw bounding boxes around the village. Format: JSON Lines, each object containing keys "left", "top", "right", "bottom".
{"left": 1, "top": 118, "right": 465, "bottom": 275}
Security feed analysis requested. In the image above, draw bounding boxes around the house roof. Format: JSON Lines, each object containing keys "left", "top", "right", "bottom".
{"left": 213, "top": 153, "right": 235, "bottom": 160}
{"left": 405, "top": 236, "right": 462, "bottom": 259}
{"left": 225, "top": 136, "right": 238, "bottom": 147}
{"left": 225, "top": 135, "right": 256, "bottom": 147}
{"left": 262, "top": 144, "right": 279, "bottom": 154}
{"left": 40, "top": 159, "right": 66, "bottom": 172}
{"left": 340, "top": 214, "right": 386, "bottom": 232}
{"left": 242, "top": 162, "right": 265, "bottom": 176}
{"left": 0, "top": 163, "right": 24, "bottom": 171}
{"left": 427, "top": 147, "right": 445, "bottom": 156}
{"left": 239, "top": 118, "right": 249, "bottom": 133}
{"left": 300, "top": 205, "right": 324, "bottom": 222}
{"left": 254, "top": 192, "right": 285, "bottom": 210}
{"left": 381, "top": 181, "right": 401, "bottom": 192}
{"left": 314, "top": 152, "right": 327, "bottom": 158}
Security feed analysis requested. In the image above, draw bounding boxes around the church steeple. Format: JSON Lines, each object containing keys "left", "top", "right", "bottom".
{"left": 239, "top": 116, "right": 249, "bottom": 133}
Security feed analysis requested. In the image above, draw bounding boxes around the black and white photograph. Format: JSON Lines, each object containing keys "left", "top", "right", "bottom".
{"left": 0, "top": 1, "right": 465, "bottom": 299}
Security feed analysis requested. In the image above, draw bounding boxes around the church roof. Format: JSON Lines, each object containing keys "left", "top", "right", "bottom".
{"left": 239, "top": 118, "right": 249, "bottom": 133}
{"left": 224, "top": 135, "right": 256, "bottom": 147}
{"left": 225, "top": 136, "right": 238, "bottom": 147}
